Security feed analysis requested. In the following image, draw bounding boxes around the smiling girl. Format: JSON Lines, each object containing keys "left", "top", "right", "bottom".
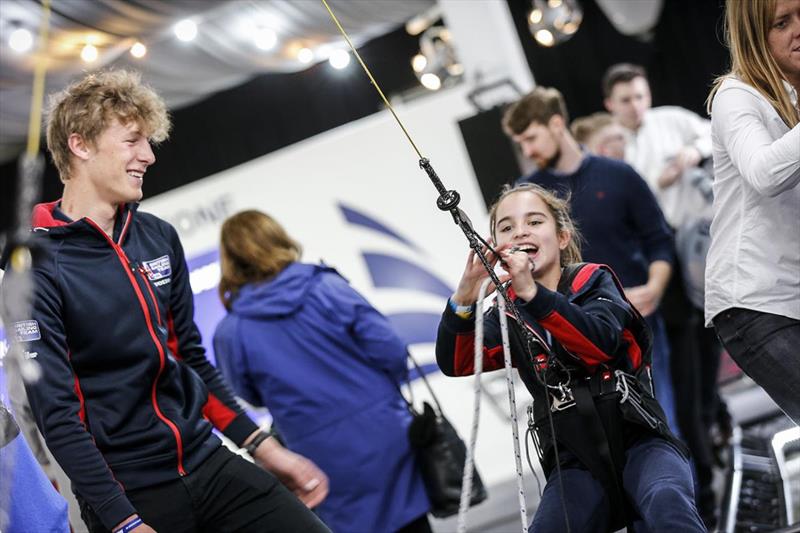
{"left": 436, "top": 184, "right": 705, "bottom": 532}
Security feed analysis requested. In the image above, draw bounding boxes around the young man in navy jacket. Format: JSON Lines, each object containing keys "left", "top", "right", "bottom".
{"left": 5, "top": 70, "right": 330, "bottom": 533}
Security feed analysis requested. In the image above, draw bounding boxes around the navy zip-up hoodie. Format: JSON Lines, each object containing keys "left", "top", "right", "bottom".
{"left": 7, "top": 201, "right": 258, "bottom": 529}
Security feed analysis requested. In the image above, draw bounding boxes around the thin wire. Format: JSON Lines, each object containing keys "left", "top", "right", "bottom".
{"left": 319, "top": 0, "right": 425, "bottom": 160}
{"left": 26, "top": 0, "right": 52, "bottom": 157}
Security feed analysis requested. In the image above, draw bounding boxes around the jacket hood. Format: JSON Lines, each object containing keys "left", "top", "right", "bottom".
{"left": 231, "top": 262, "right": 333, "bottom": 318}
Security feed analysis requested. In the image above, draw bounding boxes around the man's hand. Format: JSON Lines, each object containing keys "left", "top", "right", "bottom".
{"left": 657, "top": 146, "right": 702, "bottom": 189}
{"left": 252, "top": 436, "right": 329, "bottom": 508}
{"left": 624, "top": 284, "right": 661, "bottom": 317}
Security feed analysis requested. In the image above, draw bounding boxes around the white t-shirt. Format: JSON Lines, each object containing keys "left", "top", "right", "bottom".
{"left": 624, "top": 106, "right": 713, "bottom": 228}
{"left": 704, "top": 77, "right": 800, "bottom": 325}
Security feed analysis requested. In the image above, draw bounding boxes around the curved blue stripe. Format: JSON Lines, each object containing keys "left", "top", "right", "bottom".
{"left": 386, "top": 312, "right": 442, "bottom": 345}
{"left": 339, "top": 203, "right": 419, "bottom": 251}
{"left": 363, "top": 253, "right": 453, "bottom": 299}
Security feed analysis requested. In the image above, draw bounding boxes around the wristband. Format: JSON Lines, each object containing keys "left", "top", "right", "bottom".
{"left": 117, "top": 517, "right": 143, "bottom": 533}
{"left": 244, "top": 429, "right": 272, "bottom": 456}
{"left": 448, "top": 298, "right": 475, "bottom": 319}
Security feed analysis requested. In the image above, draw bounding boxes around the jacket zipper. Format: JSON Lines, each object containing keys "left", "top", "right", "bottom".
{"left": 86, "top": 218, "right": 186, "bottom": 476}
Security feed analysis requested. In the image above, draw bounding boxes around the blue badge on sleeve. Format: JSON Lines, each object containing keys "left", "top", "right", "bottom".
{"left": 13, "top": 320, "right": 41, "bottom": 342}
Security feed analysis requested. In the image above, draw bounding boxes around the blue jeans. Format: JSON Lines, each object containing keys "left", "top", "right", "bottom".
{"left": 530, "top": 436, "right": 705, "bottom": 532}
{"left": 647, "top": 313, "right": 680, "bottom": 435}
{"left": 714, "top": 308, "right": 800, "bottom": 426}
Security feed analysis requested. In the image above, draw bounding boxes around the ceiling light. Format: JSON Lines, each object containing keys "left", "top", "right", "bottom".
{"left": 130, "top": 42, "right": 147, "bottom": 58}
{"left": 534, "top": 29, "right": 555, "bottom": 46}
{"left": 174, "top": 19, "right": 198, "bottom": 42}
{"left": 411, "top": 54, "right": 427, "bottom": 73}
{"left": 81, "top": 43, "right": 98, "bottom": 63}
{"left": 297, "top": 47, "right": 314, "bottom": 64}
{"left": 412, "top": 26, "right": 463, "bottom": 92}
{"left": 254, "top": 27, "right": 277, "bottom": 51}
{"left": 529, "top": 0, "right": 583, "bottom": 47}
{"left": 9, "top": 27, "right": 33, "bottom": 53}
{"left": 420, "top": 73, "right": 442, "bottom": 91}
{"left": 329, "top": 49, "right": 350, "bottom": 70}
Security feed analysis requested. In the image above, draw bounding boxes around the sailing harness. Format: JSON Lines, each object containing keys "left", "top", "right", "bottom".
{"left": 456, "top": 263, "right": 687, "bottom": 533}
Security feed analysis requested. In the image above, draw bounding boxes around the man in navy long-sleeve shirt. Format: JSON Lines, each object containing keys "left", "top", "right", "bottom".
{"left": 501, "top": 86, "right": 679, "bottom": 433}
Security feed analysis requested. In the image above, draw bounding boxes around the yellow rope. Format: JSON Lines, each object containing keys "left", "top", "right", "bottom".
{"left": 26, "top": 0, "right": 52, "bottom": 157}
{"left": 320, "top": 0, "right": 425, "bottom": 160}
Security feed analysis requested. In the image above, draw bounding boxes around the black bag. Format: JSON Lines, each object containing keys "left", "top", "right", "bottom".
{"left": 401, "top": 355, "right": 488, "bottom": 518}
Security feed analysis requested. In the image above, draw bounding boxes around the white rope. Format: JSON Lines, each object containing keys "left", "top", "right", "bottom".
{"left": 456, "top": 278, "right": 492, "bottom": 533}
{"left": 498, "top": 295, "right": 529, "bottom": 533}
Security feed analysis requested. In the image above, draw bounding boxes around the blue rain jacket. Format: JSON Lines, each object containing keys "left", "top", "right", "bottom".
{"left": 213, "top": 262, "right": 429, "bottom": 533}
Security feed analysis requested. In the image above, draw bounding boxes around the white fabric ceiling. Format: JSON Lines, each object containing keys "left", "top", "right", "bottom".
{"left": 0, "top": 0, "right": 435, "bottom": 163}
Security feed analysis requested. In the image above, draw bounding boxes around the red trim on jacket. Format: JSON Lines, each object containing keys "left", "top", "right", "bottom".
{"left": 454, "top": 332, "right": 505, "bottom": 376}
{"left": 621, "top": 329, "right": 642, "bottom": 370}
{"left": 539, "top": 311, "right": 612, "bottom": 367}
{"left": 31, "top": 200, "right": 69, "bottom": 228}
{"left": 571, "top": 263, "right": 601, "bottom": 293}
{"left": 84, "top": 218, "right": 187, "bottom": 476}
{"left": 167, "top": 312, "right": 237, "bottom": 430}
{"left": 68, "top": 350, "right": 87, "bottom": 425}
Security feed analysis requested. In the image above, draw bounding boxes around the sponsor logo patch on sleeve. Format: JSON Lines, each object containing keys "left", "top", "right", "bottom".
{"left": 142, "top": 255, "right": 172, "bottom": 281}
{"left": 13, "top": 320, "right": 41, "bottom": 342}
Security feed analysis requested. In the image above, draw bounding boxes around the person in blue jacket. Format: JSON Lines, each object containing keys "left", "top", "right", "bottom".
{"left": 213, "top": 209, "right": 431, "bottom": 533}
{"left": 1, "top": 402, "right": 69, "bottom": 533}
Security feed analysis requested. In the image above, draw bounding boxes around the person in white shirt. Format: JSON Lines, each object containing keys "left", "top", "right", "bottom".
{"left": 602, "top": 64, "right": 725, "bottom": 527}
{"left": 706, "top": 0, "right": 800, "bottom": 426}
{"left": 602, "top": 63, "right": 711, "bottom": 230}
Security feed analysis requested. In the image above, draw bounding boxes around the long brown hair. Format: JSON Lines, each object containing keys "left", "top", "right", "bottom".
{"left": 218, "top": 210, "right": 302, "bottom": 310}
{"left": 707, "top": 0, "right": 799, "bottom": 127}
{"left": 488, "top": 183, "right": 582, "bottom": 267}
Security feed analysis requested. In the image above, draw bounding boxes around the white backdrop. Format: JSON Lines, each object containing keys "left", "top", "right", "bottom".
{"left": 142, "top": 84, "right": 533, "bottom": 491}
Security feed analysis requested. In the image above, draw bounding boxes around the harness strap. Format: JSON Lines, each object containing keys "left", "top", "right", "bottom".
{"left": 572, "top": 383, "right": 634, "bottom": 531}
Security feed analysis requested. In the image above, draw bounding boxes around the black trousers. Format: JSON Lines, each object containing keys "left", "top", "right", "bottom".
{"left": 78, "top": 446, "right": 331, "bottom": 533}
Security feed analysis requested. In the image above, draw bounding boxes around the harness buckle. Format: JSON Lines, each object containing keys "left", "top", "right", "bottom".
{"left": 550, "top": 384, "right": 575, "bottom": 412}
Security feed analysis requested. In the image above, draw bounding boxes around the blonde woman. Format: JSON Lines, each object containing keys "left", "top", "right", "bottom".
{"left": 705, "top": 0, "right": 800, "bottom": 425}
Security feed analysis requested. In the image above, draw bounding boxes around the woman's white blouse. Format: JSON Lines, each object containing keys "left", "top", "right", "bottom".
{"left": 705, "top": 77, "right": 800, "bottom": 325}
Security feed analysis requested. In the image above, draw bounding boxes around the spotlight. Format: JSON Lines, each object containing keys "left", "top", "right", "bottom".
{"left": 420, "top": 73, "right": 442, "bottom": 91}
{"left": 174, "top": 19, "right": 198, "bottom": 42}
{"left": 254, "top": 27, "right": 277, "bottom": 51}
{"left": 81, "top": 43, "right": 98, "bottom": 63}
{"left": 130, "top": 41, "right": 147, "bottom": 58}
{"left": 329, "top": 49, "right": 350, "bottom": 70}
{"left": 411, "top": 54, "right": 427, "bottom": 73}
{"left": 528, "top": 0, "right": 583, "bottom": 47}
{"left": 297, "top": 47, "right": 314, "bottom": 64}
{"left": 411, "top": 26, "right": 463, "bottom": 91}
{"left": 9, "top": 27, "right": 33, "bottom": 53}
